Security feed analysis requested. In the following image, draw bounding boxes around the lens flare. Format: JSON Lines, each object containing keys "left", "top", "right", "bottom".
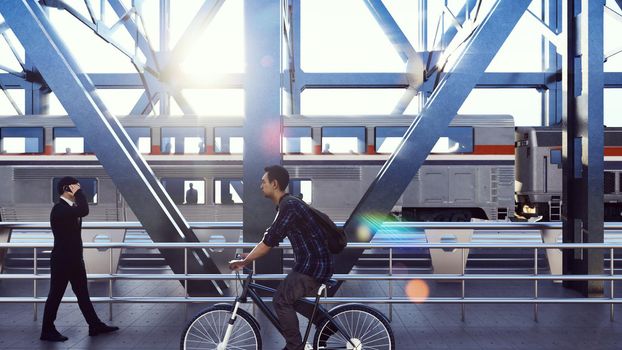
{"left": 405, "top": 279, "right": 430, "bottom": 304}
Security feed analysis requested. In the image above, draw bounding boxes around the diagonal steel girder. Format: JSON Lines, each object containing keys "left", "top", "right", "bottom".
{"left": 330, "top": 0, "right": 532, "bottom": 295}
{"left": 125, "top": 0, "right": 225, "bottom": 115}
{"left": 0, "top": 0, "right": 226, "bottom": 295}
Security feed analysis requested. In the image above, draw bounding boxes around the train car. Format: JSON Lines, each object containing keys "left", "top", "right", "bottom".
{"left": 0, "top": 114, "right": 516, "bottom": 223}
{"left": 515, "top": 126, "right": 622, "bottom": 221}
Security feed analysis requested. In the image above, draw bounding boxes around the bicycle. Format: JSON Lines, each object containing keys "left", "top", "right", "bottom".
{"left": 180, "top": 267, "right": 395, "bottom": 349}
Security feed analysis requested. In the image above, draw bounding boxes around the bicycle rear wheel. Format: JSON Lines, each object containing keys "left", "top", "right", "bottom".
{"left": 180, "top": 303, "right": 261, "bottom": 350}
{"left": 313, "top": 303, "right": 394, "bottom": 350}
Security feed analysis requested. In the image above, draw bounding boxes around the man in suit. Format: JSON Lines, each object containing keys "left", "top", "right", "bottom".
{"left": 41, "top": 176, "right": 119, "bottom": 342}
{"left": 185, "top": 183, "right": 198, "bottom": 204}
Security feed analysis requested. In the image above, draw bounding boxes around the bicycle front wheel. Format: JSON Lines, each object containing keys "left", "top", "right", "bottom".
{"left": 314, "top": 303, "right": 394, "bottom": 350}
{"left": 180, "top": 303, "right": 262, "bottom": 350}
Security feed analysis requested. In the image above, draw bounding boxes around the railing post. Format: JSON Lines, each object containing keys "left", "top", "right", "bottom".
{"left": 611, "top": 248, "right": 615, "bottom": 322}
{"left": 534, "top": 248, "right": 538, "bottom": 322}
{"left": 184, "top": 247, "right": 188, "bottom": 321}
{"left": 109, "top": 247, "right": 113, "bottom": 321}
{"left": 461, "top": 247, "right": 465, "bottom": 321}
{"left": 389, "top": 247, "right": 393, "bottom": 322}
{"left": 33, "top": 247, "right": 37, "bottom": 321}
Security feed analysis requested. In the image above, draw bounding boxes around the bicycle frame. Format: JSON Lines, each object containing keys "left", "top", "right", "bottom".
{"left": 221, "top": 271, "right": 355, "bottom": 349}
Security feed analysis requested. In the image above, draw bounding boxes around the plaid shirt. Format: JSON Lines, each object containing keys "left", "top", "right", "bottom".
{"left": 262, "top": 195, "right": 333, "bottom": 283}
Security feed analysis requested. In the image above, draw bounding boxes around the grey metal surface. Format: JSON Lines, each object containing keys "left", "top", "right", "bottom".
{"left": 332, "top": 0, "right": 532, "bottom": 294}
{"left": 0, "top": 0, "right": 225, "bottom": 295}
{"left": 242, "top": 0, "right": 284, "bottom": 277}
{"left": 561, "top": 0, "right": 605, "bottom": 296}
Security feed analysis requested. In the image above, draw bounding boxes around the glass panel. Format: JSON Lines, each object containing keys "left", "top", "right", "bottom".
{"left": 161, "top": 127, "right": 205, "bottom": 154}
{"left": 430, "top": 127, "right": 473, "bottom": 154}
{"left": 458, "top": 88, "right": 542, "bottom": 126}
{"left": 375, "top": 127, "right": 407, "bottom": 153}
{"left": 283, "top": 127, "right": 313, "bottom": 154}
{"left": 301, "top": 89, "right": 411, "bottom": 115}
{"left": 214, "top": 179, "right": 243, "bottom": 204}
{"left": 52, "top": 177, "right": 98, "bottom": 204}
{"left": 214, "top": 127, "right": 243, "bottom": 154}
{"left": 605, "top": 89, "right": 622, "bottom": 126}
{"left": 301, "top": 0, "right": 403, "bottom": 72}
{"left": 162, "top": 178, "right": 206, "bottom": 205}
{"left": 288, "top": 179, "right": 312, "bottom": 204}
{"left": 53, "top": 128, "right": 91, "bottom": 154}
{"left": 322, "top": 127, "right": 366, "bottom": 154}
{"left": 1, "top": 127, "right": 44, "bottom": 153}
{"left": 125, "top": 127, "right": 151, "bottom": 154}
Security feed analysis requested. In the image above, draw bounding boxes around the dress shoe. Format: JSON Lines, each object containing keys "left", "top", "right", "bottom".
{"left": 89, "top": 323, "right": 119, "bottom": 336}
{"left": 40, "top": 330, "right": 68, "bottom": 342}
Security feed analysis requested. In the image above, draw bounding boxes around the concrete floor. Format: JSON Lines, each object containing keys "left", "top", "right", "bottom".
{"left": 2, "top": 274, "right": 622, "bottom": 349}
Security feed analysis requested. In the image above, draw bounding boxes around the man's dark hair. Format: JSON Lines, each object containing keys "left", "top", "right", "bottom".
{"left": 264, "top": 165, "right": 289, "bottom": 191}
{"left": 57, "top": 176, "right": 79, "bottom": 195}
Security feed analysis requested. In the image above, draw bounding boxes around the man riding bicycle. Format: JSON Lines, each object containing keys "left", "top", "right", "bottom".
{"left": 229, "top": 165, "right": 333, "bottom": 350}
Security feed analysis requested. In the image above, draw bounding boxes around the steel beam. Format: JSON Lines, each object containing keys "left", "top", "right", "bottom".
{"left": 243, "top": 0, "right": 283, "bottom": 281}
{"left": 362, "top": 0, "right": 417, "bottom": 62}
{"left": 0, "top": 0, "right": 226, "bottom": 295}
{"left": 330, "top": 0, "right": 532, "bottom": 295}
{"left": 561, "top": 0, "right": 604, "bottom": 297}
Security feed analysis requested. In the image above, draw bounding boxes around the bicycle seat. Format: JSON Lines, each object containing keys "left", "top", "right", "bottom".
{"left": 324, "top": 279, "right": 338, "bottom": 289}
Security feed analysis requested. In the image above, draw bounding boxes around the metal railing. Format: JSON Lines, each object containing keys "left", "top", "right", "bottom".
{"left": 1, "top": 221, "right": 622, "bottom": 323}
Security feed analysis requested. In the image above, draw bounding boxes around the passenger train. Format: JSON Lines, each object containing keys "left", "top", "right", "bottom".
{"left": 0, "top": 114, "right": 620, "bottom": 223}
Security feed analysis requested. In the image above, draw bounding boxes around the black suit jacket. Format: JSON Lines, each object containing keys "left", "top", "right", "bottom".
{"left": 50, "top": 189, "right": 89, "bottom": 261}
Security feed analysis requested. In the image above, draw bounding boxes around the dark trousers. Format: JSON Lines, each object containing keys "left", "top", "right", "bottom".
{"left": 273, "top": 271, "right": 321, "bottom": 350}
{"left": 42, "top": 257, "right": 100, "bottom": 332}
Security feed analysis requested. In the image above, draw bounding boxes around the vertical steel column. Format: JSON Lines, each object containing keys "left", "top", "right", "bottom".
{"left": 561, "top": 0, "right": 605, "bottom": 297}
{"left": 291, "top": 0, "right": 302, "bottom": 115}
{"left": 159, "top": 0, "right": 170, "bottom": 115}
{"left": 545, "top": 0, "right": 563, "bottom": 126}
{"left": 243, "top": 0, "right": 283, "bottom": 278}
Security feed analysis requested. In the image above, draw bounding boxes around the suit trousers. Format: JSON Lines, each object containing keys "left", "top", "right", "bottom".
{"left": 42, "top": 256, "right": 100, "bottom": 331}
{"left": 273, "top": 271, "right": 321, "bottom": 350}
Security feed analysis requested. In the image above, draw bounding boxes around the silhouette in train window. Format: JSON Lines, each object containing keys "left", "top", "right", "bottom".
{"left": 125, "top": 127, "right": 151, "bottom": 154}
{"left": 214, "top": 179, "right": 243, "bottom": 204}
{"left": 53, "top": 128, "right": 93, "bottom": 154}
{"left": 0, "top": 127, "right": 44, "bottom": 154}
{"left": 52, "top": 177, "right": 98, "bottom": 204}
{"left": 214, "top": 127, "right": 243, "bottom": 154}
{"left": 162, "top": 179, "right": 205, "bottom": 204}
{"left": 185, "top": 183, "right": 198, "bottom": 204}
{"left": 283, "top": 127, "right": 312, "bottom": 153}
{"left": 161, "top": 127, "right": 205, "bottom": 154}
{"left": 321, "top": 127, "right": 365, "bottom": 154}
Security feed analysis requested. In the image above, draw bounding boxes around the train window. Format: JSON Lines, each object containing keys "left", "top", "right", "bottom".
{"left": 161, "top": 127, "right": 205, "bottom": 154}
{"left": 214, "top": 179, "right": 243, "bottom": 204}
{"left": 125, "top": 127, "right": 151, "bottom": 154}
{"left": 283, "top": 127, "right": 312, "bottom": 154}
{"left": 430, "top": 127, "right": 473, "bottom": 154}
{"left": 375, "top": 127, "right": 407, "bottom": 153}
{"left": 52, "top": 177, "right": 98, "bottom": 204}
{"left": 0, "top": 127, "right": 44, "bottom": 154}
{"left": 161, "top": 178, "right": 206, "bottom": 205}
{"left": 321, "top": 127, "right": 365, "bottom": 154}
{"left": 53, "top": 128, "right": 92, "bottom": 154}
{"left": 550, "top": 149, "right": 562, "bottom": 168}
{"left": 214, "top": 127, "right": 243, "bottom": 154}
{"left": 288, "top": 180, "right": 312, "bottom": 204}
